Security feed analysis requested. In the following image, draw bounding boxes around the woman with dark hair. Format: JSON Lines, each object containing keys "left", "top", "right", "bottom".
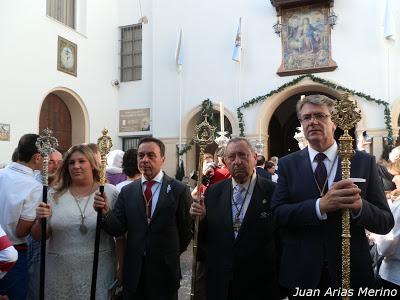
{"left": 116, "top": 149, "right": 141, "bottom": 192}
{"left": 32, "top": 144, "right": 118, "bottom": 299}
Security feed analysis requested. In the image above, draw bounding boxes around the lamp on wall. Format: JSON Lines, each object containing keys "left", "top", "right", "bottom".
{"left": 273, "top": 16, "right": 283, "bottom": 36}
{"left": 137, "top": 0, "right": 148, "bottom": 24}
{"left": 328, "top": 10, "right": 338, "bottom": 28}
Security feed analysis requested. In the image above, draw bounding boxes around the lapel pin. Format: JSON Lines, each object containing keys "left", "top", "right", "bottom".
{"left": 260, "top": 212, "right": 268, "bottom": 218}
{"left": 166, "top": 184, "right": 171, "bottom": 193}
{"left": 262, "top": 199, "right": 267, "bottom": 204}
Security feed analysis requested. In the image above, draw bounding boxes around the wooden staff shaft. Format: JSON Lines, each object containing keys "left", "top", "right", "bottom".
{"left": 39, "top": 185, "right": 48, "bottom": 300}
{"left": 190, "top": 147, "right": 205, "bottom": 300}
{"left": 90, "top": 185, "right": 104, "bottom": 300}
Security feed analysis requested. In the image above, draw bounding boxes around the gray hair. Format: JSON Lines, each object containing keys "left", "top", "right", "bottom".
{"left": 225, "top": 137, "right": 255, "bottom": 155}
{"left": 296, "top": 94, "right": 336, "bottom": 119}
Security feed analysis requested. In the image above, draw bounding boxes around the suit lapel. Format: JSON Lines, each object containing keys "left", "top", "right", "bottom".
{"left": 133, "top": 180, "right": 147, "bottom": 221}
{"left": 223, "top": 180, "right": 234, "bottom": 234}
{"left": 300, "top": 147, "right": 321, "bottom": 196}
{"left": 235, "top": 176, "right": 262, "bottom": 242}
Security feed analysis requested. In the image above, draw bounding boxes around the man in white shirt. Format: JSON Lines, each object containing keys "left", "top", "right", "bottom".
{"left": 0, "top": 134, "right": 43, "bottom": 299}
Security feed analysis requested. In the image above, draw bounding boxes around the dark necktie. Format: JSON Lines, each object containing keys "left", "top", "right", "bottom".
{"left": 144, "top": 181, "right": 155, "bottom": 220}
{"left": 314, "top": 153, "right": 328, "bottom": 195}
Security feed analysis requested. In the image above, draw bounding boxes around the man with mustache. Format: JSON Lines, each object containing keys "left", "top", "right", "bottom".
{"left": 272, "top": 94, "right": 394, "bottom": 298}
{"left": 190, "top": 137, "right": 280, "bottom": 299}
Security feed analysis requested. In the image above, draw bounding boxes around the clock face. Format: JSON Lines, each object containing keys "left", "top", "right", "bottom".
{"left": 60, "top": 46, "right": 74, "bottom": 70}
{"left": 57, "top": 36, "right": 77, "bottom": 76}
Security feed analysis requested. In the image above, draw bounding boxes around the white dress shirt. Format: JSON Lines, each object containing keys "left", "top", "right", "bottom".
{"left": 231, "top": 171, "right": 257, "bottom": 237}
{"left": 376, "top": 199, "right": 400, "bottom": 286}
{"left": 308, "top": 143, "right": 338, "bottom": 220}
{"left": 141, "top": 171, "right": 164, "bottom": 216}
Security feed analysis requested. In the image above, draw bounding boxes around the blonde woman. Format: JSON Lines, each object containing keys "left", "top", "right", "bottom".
{"left": 32, "top": 144, "right": 118, "bottom": 299}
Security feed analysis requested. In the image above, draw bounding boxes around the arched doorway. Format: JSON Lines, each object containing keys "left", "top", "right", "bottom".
{"left": 182, "top": 103, "right": 239, "bottom": 175}
{"left": 39, "top": 88, "right": 88, "bottom": 153}
{"left": 39, "top": 93, "right": 72, "bottom": 153}
{"left": 195, "top": 111, "right": 232, "bottom": 167}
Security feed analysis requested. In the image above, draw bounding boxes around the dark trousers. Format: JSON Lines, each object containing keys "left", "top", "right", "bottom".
{"left": 0, "top": 249, "right": 28, "bottom": 300}
{"left": 123, "top": 258, "right": 178, "bottom": 300}
{"left": 288, "top": 264, "right": 338, "bottom": 300}
{"left": 194, "top": 261, "right": 207, "bottom": 300}
{"left": 380, "top": 278, "right": 400, "bottom": 295}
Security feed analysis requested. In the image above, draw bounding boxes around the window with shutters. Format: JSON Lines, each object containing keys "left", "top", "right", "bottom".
{"left": 122, "top": 136, "right": 151, "bottom": 151}
{"left": 121, "top": 24, "right": 142, "bottom": 82}
{"left": 47, "top": 0, "right": 75, "bottom": 29}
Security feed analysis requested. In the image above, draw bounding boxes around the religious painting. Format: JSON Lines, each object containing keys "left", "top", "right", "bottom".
{"left": 119, "top": 108, "right": 151, "bottom": 132}
{"left": 277, "top": 3, "right": 337, "bottom": 76}
{"left": 0, "top": 123, "right": 10, "bottom": 141}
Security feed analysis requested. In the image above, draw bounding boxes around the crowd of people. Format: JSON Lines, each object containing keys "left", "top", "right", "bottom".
{"left": 0, "top": 94, "right": 399, "bottom": 299}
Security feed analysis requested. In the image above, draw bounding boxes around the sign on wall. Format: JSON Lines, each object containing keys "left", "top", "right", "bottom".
{"left": 119, "top": 108, "right": 151, "bottom": 132}
{"left": 0, "top": 123, "right": 10, "bottom": 141}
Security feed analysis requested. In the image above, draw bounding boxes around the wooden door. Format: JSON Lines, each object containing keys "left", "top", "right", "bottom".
{"left": 39, "top": 93, "right": 72, "bottom": 153}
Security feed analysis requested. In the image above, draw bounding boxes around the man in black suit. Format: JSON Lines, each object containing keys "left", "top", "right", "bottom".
{"left": 191, "top": 137, "right": 280, "bottom": 300}
{"left": 94, "top": 137, "right": 192, "bottom": 300}
{"left": 272, "top": 94, "right": 394, "bottom": 298}
{"left": 255, "top": 154, "right": 272, "bottom": 181}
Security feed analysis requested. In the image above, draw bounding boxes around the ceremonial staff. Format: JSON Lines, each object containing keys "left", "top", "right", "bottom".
{"left": 36, "top": 128, "right": 58, "bottom": 300}
{"left": 331, "top": 93, "right": 361, "bottom": 300}
{"left": 90, "top": 129, "right": 113, "bottom": 300}
{"left": 190, "top": 115, "right": 216, "bottom": 300}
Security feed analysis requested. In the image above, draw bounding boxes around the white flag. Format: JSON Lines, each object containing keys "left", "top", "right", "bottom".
{"left": 232, "top": 18, "right": 242, "bottom": 62}
{"left": 383, "top": 0, "right": 395, "bottom": 39}
{"left": 175, "top": 29, "right": 184, "bottom": 71}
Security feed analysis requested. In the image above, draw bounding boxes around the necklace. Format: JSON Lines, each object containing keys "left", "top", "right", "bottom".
{"left": 232, "top": 179, "right": 251, "bottom": 233}
{"left": 70, "top": 188, "right": 93, "bottom": 234}
{"left": 142, "top": 182, "right": 161, "bottom": 224}
{"left": 313, "top": 154, "right": 338, "bottom": 197}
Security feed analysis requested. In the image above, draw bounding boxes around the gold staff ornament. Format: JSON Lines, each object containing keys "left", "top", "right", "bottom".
{"left": 97, "top": 128, "right": 113, "bottom": 185}
{"left": 331, "top": 92, "right": 361, "bottom": 300}
{"left": 36, "top": 128, "right": 59, "bottom": 186}
{"left": 190, "top": 114, "right": 216, "bottom": 300}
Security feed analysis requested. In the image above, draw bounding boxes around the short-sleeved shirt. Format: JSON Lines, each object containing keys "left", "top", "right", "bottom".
{"left": 0, "top": 225, "right": 18, "bottom": 279}
{"left": 0, "top": 162, "right": 42, "bottom": 245}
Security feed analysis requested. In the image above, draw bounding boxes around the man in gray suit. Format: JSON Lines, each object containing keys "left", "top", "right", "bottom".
{"left": 94, "top": 137, "right": 192, "bottom": 300}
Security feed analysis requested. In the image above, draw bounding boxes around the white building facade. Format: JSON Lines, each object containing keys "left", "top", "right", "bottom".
{"left": 1, "top": 0, "right": 399, "bottom": 176}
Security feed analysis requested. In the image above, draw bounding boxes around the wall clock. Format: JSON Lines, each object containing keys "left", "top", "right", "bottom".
{"left": 57, "top": 36, "right": 77, "bottom": 76}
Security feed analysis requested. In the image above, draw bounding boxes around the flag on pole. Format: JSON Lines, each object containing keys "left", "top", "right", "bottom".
{"left": 232, "top": 18, "right": 242, "bottom": 62}
{"left": 383, "top": 0, "right": 395, "bottom": 39}
{"left": 175, "top": 29, "right": 184, "bottom": 72}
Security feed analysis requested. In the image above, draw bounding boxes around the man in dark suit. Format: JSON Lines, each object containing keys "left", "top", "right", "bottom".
{"left": 191, "top": 137, "right": 280, "bottom": 300}
{"left": 272, "top": 94, "right": 394, "bottom": 298}
{"left": 94, "top": 137, "right": 192, "bottom": 300}
{"left": 255, "top": 154, "right": 272, "bottom": 181}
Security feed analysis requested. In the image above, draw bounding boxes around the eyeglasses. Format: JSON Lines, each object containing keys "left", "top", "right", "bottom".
{"left": 299, "top": 113, "right": 330, "bottom": 123}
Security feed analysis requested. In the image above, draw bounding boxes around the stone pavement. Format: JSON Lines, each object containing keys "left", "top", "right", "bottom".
{"left": 178, "top": 241, "right": 193, "bottom": 299}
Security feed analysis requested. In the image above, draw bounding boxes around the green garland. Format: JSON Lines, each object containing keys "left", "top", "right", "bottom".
{"left": 177, "top": 99, "right": 216, "bottom": 156}
{"left": 237, "top": 74, "right": 394, "bottom": 147}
